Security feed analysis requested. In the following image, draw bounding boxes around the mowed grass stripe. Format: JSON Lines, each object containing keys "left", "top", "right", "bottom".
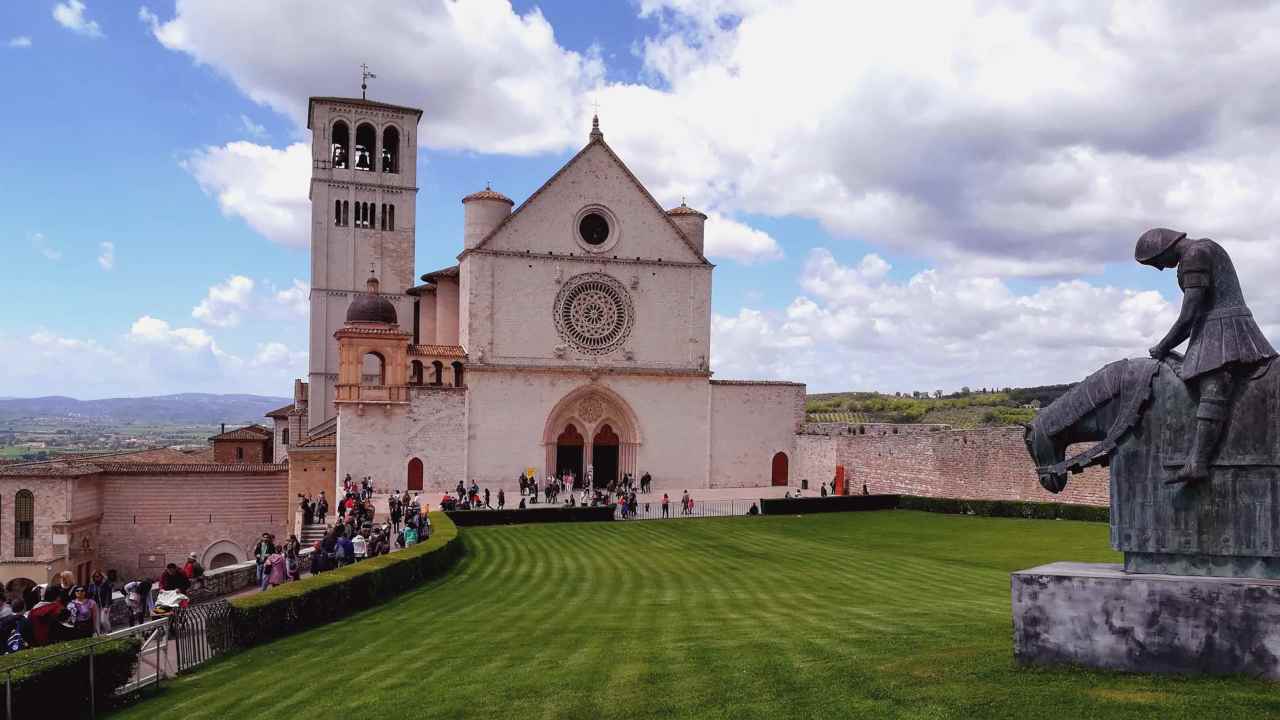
{"left": 113, "top": 511, "right": 1280, "bottom": 720}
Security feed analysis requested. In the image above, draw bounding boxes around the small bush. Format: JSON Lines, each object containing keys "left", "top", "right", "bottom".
{"left": 0, "top": 635, "right": 141, "bottom": 717}
{"left": 229, "top": 512, "right": 464, "bottom": 648}
{"left": 897, "top": 495, "right": 1108, "bottom": 522}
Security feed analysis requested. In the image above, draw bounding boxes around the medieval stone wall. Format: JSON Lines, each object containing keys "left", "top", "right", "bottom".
{"left": 796, "top": 426, "right": 1109, "bottom": 507}
{"left": 709, "top": 381, "right": 806, "bottom": 488}
{"left": 213, "top": 440, "right": 268, "bottom": 464}
{"left": 336, "top": 386, "right": 468, "bottom": 496}
{"left": 96, "top": 470, "right": 289, "bottom": 581}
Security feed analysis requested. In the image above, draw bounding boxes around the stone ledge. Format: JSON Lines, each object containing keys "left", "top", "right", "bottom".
{"left": 1012, "top": 561, "right": 1280, "bottom": 679}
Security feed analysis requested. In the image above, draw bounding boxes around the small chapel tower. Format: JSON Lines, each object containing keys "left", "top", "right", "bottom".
{"left": 305, "top": 94, "right": 424, "bottom": 429}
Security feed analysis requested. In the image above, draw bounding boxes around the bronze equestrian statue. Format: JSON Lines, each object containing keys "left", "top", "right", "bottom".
{"left": 1025, "top": 228, "right": 1280, "bottom": 578}
{"left": 1136, "top": 228, "right": 1276, "bottom": 484}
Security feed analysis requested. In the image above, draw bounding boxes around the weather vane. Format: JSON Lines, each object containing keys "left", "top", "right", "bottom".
{"left": 361, "top": 63, "right": 376, "bottom": 100}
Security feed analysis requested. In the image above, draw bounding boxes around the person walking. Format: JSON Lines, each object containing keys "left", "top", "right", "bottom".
{"left": 681, "top": 490, "right": 690, "bottom": 516}
{"left": 253, "top": 532, "right": 275, "bottom": 586}
{"left": 662, "top": 493, "right": 670, "bottom": 518}
{"left": 484, "top": 487, "right": 491, "bottom": 509}
{"left": 498, "top": 488, "right": 506, "bottom": 510}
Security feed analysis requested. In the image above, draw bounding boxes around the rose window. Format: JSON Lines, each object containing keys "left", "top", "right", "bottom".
{"left": 554, "top": 273, "right": 635, "bottom": 355}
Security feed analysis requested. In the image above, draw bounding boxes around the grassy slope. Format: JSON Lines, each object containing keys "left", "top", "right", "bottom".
{"left": 113, "top": 512, "right": 1279, "bottom": 720}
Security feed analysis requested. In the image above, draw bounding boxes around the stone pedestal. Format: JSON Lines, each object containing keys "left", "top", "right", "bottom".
{"left": 1012, "top": 562, "right": 1280, "bottom": 678}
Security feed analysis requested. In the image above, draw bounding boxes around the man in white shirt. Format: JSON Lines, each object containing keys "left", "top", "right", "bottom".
{"left": 352, "top": 532, "right": 368, "bottom": 561}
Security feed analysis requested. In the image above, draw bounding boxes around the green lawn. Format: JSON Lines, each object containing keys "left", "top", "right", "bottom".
{"left": 114, "top": 511, "right": 1280, "bottom": 719}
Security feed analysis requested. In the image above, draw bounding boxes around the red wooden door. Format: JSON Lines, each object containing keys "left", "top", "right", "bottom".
{"left": 771, "top": 452, "right": 789, "bottom": 486}
{"left": 407, "top": 457, "right": 424, "bottom": 491}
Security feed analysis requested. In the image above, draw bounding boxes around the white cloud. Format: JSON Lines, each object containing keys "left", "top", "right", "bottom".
{"left": 712, "top": 248, "right": 1176, "bottom": 392}
{"left": 7, "top": 37, "right": 32, "bottom": 48}
{"left": 97, "top": 241, "right": 115, "bottom": 270}
{"left": 239, "top": 114, "right": 267, "bottom": 138}
{"left": 142, "top": 0, "right": 603, "bottom": 155}
{"left": 273, "top": 279, "right": 309, "bottom": 317}
{"left": 53, "top": 1, "right": 103, "bottom": 38}
{"left": 702, "top": 213, "right": 782, "bottom": 264}
{"left": 191, "top": 275, "right": 256, "bottom": 328}
{"left": 31, "top": 233, "right": 61, "bottom": 261}
{"left": 251, "top": 341, "right": 306, "bottom": 372}
{"left": 182, "top": 142, "right": 311, "bottom": 247}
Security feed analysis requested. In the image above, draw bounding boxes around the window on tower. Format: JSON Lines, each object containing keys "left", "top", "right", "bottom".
{"left": 382, "top": 126, "right": 400, "bottom": 173}
{"left": 331, "top": 120, "right": 350, "bottom": 169}
{"left": 380, "top": 204, "right": 387, "bottom": 231}
{"left": 369, "top": 203, "right": 376, "bottom": 229}
{"left": 388, "top": 204, "right": 395, "bottom": 231}
{"left": 354, "top": 123, "right": 376, "bottom": 171}
{"left": 335, "top": 200, "right": 342, "bottom": 226}
{"left": 342, "top": 200, "right": 349, "bottom": 227}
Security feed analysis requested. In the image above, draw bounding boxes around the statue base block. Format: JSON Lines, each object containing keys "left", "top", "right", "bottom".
{"left": 1012, "top": 562, "right": 1280, "bottom": 678}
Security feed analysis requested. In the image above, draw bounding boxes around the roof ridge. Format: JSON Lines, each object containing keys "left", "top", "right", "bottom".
{"left": 465, "top": 137, "right": 710, "bottom": 265}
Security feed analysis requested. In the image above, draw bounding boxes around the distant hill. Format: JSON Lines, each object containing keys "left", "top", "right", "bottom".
{"left": 806, "top": 384, "right": 1076, "bottom": 429}
{"left": 0, "top": 394, "right": 291, "bottom": 425}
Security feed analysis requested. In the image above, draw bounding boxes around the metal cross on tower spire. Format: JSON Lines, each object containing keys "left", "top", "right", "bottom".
{"left": 361, "top": 63, "right": 376, "bottom": 99}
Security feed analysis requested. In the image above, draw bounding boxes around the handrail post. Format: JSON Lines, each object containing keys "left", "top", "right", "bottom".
{"left": 89, "top": 643, "right": 96, "bottom": 719}
{"left": 6, "top": 669, "right": 12, "bottom": 720}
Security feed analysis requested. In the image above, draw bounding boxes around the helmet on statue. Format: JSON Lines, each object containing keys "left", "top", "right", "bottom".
{"left": 1135, "top": 228, "right": 1187, "bottom": 266}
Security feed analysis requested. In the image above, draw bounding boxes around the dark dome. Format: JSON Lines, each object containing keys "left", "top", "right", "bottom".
{"left": 346, "top": 277, "right": 398, "bottom": 324}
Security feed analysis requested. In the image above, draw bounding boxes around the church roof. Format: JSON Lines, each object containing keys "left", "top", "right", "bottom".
{"left": 463, "top": 119, "right": 711, "bottom": 265}
{"left": 307, "top": 96, "right": 424, "bottom": 128}
{"left": 406, "top": 283, "right": 437, "bottom": 296}
{"left": 210, "top": 424, "right": 273, "bottom": 442}
{"left": 265, "top": 403, "right": 294, "bottom": 419}
{"left": 346, "top": 276, "right": 398, "bottom": 325}
{"left": 409, "top": 344, "right": 467, "bottom": 359}
{"left": 420, "top": 265, "right": 459, "bottom": 283}
{"left": 462, "top": 188, "right": 514, "bottom": 205}
{"left": 667, "top": 202, "right": 707, "bottom": 219}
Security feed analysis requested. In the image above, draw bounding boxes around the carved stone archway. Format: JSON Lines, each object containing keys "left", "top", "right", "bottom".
{"left": 542, "top": 385, "right": 641, "bottom": 485}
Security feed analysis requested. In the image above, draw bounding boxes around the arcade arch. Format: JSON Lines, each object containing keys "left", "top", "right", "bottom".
{"left": 542, "top": 386, "right": 641, "bottom": 489}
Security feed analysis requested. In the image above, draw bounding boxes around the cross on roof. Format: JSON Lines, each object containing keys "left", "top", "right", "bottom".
{"left": 361, "top": 63, "right": 377, "bottom": 100}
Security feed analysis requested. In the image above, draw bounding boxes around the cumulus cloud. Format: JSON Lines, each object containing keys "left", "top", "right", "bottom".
{"left": 273, "top": 279, "right": 309, "bottom": 317}
{"left": 251, "top": 341, "right": 306, "bottom": 371}
{"left": 183, "top": 142, "right": 311, "bottom": 247}
{"left": 97, "top": 241, "right": 115, "bottom": 270}
{"left": 7, "top": 37, "right": 32, "bottom": 48}
{"left": 53, "top": 1, "right": 103, "bottom": 38}
{"left": 712, "top": 248, "right": 1176, "bottom": 392}
{"left": 142, "top": 0, "right": 603, "bottom": 155}
{"left": 191, "top": 275, "right": 256, "bottom": 328}
{"left": 703, "top": 213, "right": 782, "bottom": 264}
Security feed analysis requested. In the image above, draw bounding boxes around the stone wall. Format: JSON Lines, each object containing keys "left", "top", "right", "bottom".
{"left": 213, "top": 439, "right": 268, "bottom": 464}
{"left": 337, "top": 386, "right": 468, "bottom": 495}
{"left": 709, "top": 381, "right": 806, "bottom": 487}
{"left": 96, "top": 468, "right": 289, "bottom": 580}
{"left": 796, "top": 425, "right": 1109, "bottom": 507}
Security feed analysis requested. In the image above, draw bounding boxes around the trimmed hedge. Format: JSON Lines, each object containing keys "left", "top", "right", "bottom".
{"left": 0, "top": 634, "right": 141, "bottom": 717}
{"left": 761, "top": 494, "right": 901, "bottom": 515}
{"left": 229, "top": 511, "right": 464, "bottom": 648}
{"left": 446, "top": 505, "right": 616, "bottom": 527}
{"left": 898, "top": 495, "right": 1109, "bottom": 523}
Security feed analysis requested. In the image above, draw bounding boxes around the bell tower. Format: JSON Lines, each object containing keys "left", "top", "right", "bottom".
{"left": 304, "top": 94, "right": 424, "bottom": 430}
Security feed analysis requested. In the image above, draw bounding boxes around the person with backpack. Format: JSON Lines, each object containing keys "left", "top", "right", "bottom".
{"left": 0, "top": 598, "right": 32, "bottom": 654}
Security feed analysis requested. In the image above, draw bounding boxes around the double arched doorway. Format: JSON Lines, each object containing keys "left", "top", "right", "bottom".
{"left": 544, "top": 386, "right": 641, "bottom": 489}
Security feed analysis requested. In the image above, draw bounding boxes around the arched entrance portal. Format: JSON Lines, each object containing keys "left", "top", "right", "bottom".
{"left": 556, "top": 424, "right": 585, "bottom": 484}
{"left": 407, "top": 457, "right": 424, "bottom": 491}
{"left": 543, "top": 386, "right": 643, "bottom": 490}
{"left": 593, "top": 424, "right": 620, "bottom": 489}
{"left": 771, "top": 452, "right": 789, "bottom": 486}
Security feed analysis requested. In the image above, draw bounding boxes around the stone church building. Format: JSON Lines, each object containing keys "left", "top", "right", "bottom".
{"left": 277, "top": 95, "right": 805, "bottom": 497}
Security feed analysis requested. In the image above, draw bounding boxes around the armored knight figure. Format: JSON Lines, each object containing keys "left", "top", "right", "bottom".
{"left": 1136, "top": 227, "right": 1278, "bottom": 483}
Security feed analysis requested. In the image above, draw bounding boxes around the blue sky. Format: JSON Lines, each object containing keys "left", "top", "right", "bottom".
{"left": 4, "top": 1, "right": 1279, "bottom": 398}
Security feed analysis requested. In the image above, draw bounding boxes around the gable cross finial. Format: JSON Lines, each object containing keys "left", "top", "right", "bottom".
{"left": 589, "top": 98, "right": 603, "bottom": 141}
{"left": 360, "top": 63, "right": 377, "bottom": 100}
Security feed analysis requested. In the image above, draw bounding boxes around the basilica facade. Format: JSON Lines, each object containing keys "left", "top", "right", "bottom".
{"left": 277, "top": 95, "right": 804, "bottom": 497}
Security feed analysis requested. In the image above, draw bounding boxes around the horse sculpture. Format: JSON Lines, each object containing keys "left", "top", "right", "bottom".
{"left": 1025, "top": 352, "right": 1280, "bottom": 579}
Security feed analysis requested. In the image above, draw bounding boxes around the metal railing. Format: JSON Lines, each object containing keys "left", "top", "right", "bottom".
{"left": 618, "top": 498, "right": 758, "bottom": 520}
{"left": 2, "top": 616, "right": 170, "bottom": 720}
{"left": 172, "top": 600, "right": 234, "bottom": 673}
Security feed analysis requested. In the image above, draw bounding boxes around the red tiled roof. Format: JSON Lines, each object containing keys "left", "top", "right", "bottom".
{"left": 420, "top": 265, "right": 460, "bottom": 282}
{"left": 210, "top": 424, "right": 273, "bottom": 441}
{"left": 409, "top": 344, "right": 467, "bottom": 358}
{"left": 265, "top": 403, "right": 294, "bottom": 419}
{"left": 91, "top": 462, "right": 285, "bottom": 474}
{"left": 462, "top": 188, "right": 514, "bottom": 205}
{"left": 667, "top": 202, "right": 706, "bottom": 218}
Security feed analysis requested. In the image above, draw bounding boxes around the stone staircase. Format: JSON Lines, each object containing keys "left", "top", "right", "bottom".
{"left": 300, "top": 523, "right": 327, "bottom": 545}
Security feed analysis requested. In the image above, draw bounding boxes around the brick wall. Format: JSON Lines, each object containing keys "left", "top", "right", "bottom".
{"left": 213, "top": 439, "right": 268, "bottom": 464}
{"left": 97, "top": 469, "right": 289, "bottom": 581}
{"left": 797, "top": 426, "right": 1109, "bottom": 507}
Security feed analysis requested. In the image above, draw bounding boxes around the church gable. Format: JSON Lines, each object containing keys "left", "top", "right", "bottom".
{"left": 474, "top": 140, "right": 707, "bottom": 264}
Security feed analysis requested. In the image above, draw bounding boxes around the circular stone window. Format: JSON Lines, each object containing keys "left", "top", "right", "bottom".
{"left": 572, "top": 205, "right": 619, "bottom": 253}
{"left": 579, "top": 213, "right": 610, "bottom": 245}
{"left": 554, "top": 273, "right": 635, "bottom": 355}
